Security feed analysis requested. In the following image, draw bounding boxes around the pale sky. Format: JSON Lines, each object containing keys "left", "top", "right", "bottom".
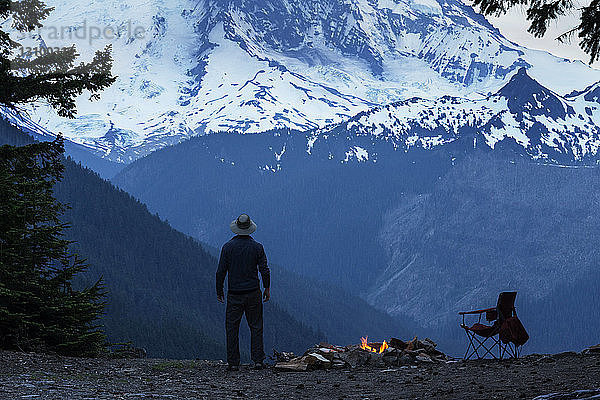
{"left": 478, "top": 3, "right": 600, "bottom": 69}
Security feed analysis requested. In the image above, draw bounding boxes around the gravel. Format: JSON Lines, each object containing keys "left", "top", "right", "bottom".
{"left": 1, "top": 350, "right": 599, "bottom": 399}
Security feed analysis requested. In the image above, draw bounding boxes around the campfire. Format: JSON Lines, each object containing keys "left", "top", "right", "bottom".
{"left": 274, "top": 336, "right": 450, "bottom": 371}
{"left": 360, "top": 337, "right": 388, "bottom": 353}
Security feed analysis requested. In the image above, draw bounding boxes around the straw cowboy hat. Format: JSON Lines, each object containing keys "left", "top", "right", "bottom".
{"left": 230, "top": 214, "right": 257, "bottom": 235}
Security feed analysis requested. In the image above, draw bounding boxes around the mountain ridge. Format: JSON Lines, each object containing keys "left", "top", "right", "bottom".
{"left": 307, "top": 67, "right": 600, "bottom": 164}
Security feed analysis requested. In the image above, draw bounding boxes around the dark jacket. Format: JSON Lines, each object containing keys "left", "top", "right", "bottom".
{"left": 216, "top": 235, "right": 270, "bottom": 297}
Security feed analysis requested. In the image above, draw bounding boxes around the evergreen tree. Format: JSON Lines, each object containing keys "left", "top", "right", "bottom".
{"left": 0, "top": 136, "right": 106, "bottom": 356}
{"left": 471, "top": 0, "right": 600, "bottom": 63}
{"left": 0, "top": 0, "right": 116, "bottom": 117}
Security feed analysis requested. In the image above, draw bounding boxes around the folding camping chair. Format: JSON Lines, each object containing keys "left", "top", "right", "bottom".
{"left": 459, "top": 291, "right": 528, "bottom": 360}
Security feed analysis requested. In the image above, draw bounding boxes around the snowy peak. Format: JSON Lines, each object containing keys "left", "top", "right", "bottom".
{"left": 3, "top": 0, "right": 600, "bottom": 162}
{"left": 583, "top": 84, "right": 600, "bottom": 104}
{"left": 308, "top": 67, "right": 600, "bottom": 163}
{"left": 205, "top": 0, "right": 522, "bottom": 83}
{"left": 496, "top": 67, "right": 571, "bottom": 119}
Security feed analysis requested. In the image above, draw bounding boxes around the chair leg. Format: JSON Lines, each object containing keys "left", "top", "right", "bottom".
{"left": 500, "top": 342, "right": 520, "bottom": 359}
{"left": 464, "top": 330, "right": 480, "bottom": 360}
{"left": 511, "top": 343, "right": 520, "bottom": 359}
{"left": 500, "top": 339, "right": 517, "bottom": 360}
{"left": 498, "top": 341, "right": 508, "bottom": 359}
{"left": 463, "top": 329, "right": 478, "bottom": 360}
{"left": 463, "top": 338, "right": 473, "bottom": 360}
{"left": 465, "top": 342, "right": 482, "bottom": 360}
{"left": 480, "top": 335, "right": 500, "bottom": 360}
{"left": 465, "top": 344, "right": 480, "bottom": 360}
{"left": 467, "top": 333, "right": 499, "bottom": 360}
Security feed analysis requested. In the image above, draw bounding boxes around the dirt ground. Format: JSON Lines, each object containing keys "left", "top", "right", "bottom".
{"left": 1, "top": 350, "right": 599, "bottom": 399}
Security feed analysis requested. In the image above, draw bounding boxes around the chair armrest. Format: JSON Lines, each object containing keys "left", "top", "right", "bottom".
{"left": 458, "top": 307, "right": 495, "bottom": 315}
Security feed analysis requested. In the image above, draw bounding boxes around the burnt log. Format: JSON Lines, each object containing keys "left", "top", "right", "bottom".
{"left": 389, "top": 338, "right": 407, "bottom": 350}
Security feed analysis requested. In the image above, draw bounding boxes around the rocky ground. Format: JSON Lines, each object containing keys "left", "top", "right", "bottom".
{"left": 1, "top": 350, "right": 600, "bottom": 399}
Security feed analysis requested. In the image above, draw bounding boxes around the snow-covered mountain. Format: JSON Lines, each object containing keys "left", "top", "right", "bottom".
{"left": 4, "top": 0, "right": 600, "bottom": 162}
{"left": 139, "top": 68, "right": 600, "bottom": 170}
{"left": 308, "top": 68, "right": 600, "bottom": 164}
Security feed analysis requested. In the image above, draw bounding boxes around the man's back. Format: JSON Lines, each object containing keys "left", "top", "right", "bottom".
{"left": 216, "top": 235, "right": 270, "bottom": 295}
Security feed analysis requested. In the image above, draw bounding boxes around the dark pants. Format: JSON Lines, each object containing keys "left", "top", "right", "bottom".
{"left": 226, "top": 289, "right": 264, "bottom": 365}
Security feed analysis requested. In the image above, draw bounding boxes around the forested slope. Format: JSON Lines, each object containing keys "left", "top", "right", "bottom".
{"left": 0, "top": 120, "right": 319, "bottom": 358}
{"left": 1, "top": 119, "right": 412, "bottom": 358}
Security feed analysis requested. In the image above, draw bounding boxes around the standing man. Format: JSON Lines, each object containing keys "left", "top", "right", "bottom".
{"left": 216, "top": 214, "right": 270, "bottom": 371}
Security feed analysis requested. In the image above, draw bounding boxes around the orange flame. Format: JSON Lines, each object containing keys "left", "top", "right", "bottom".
{"left": 360, "top": 336, "right": 389, "bottom": 353}
{"left": 380, "top": 340, "right": 389, "bottom": 352}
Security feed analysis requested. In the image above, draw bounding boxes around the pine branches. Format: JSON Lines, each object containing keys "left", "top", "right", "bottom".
{"left": 0, "top": 0, "right": 116, "bottom": 117}
{"left": 578, "top": 0, "right": 600, "bottom": 63}
{"left": 0, "top": 137, "right": 107, "bottom": 356}
{"left": 471, "top": 0, "right": 600, "bottom": 63}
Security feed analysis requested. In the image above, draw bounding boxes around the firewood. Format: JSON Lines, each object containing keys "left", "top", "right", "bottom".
{"left": 389, "top": 338, "right": 407, "bottom": 350}
{"left": 274, "top": 360, "right": 309, "bottom": 371}
{"left": 405, "top": 336, "right": 418, "bottom": 351}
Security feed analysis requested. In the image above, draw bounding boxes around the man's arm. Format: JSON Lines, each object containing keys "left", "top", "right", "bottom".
{"left": 216, "top": 245, "right": 229, "bottom": 303}
{"left": 257, "top": 244, "right": 270, "bottom": 301}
